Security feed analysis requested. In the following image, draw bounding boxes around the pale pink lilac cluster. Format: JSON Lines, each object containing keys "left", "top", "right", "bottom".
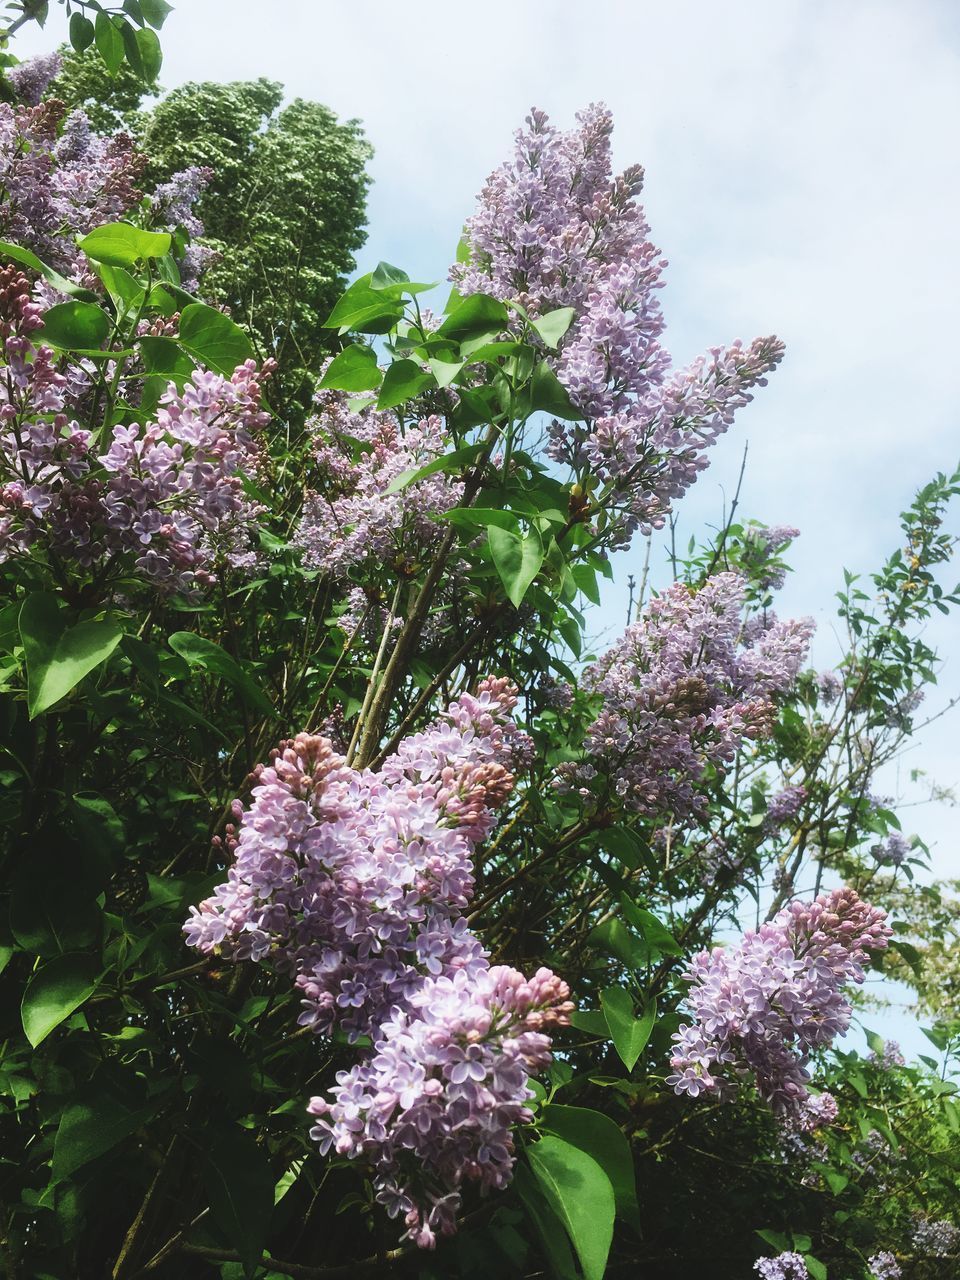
{"left": 184, "top": 678, "right": 570, "bottom": 1246}
{"left": 868, "top": 1039, "right": 905, "bottom": 1070}
{"left": 0, "top": 269, "right": 271, "bottom": 589}
{"left": 555, "top": 573, "right": 813, "bottom": 818}
{"left": 452, "top": 105, "right": 784, "bottom": 542}
{"left": 753, "top": 1253, "right": 809, "bottom": 1280}
{"left": 668, "top": 887, "right": 891, "bottom": 1119}
{"left": 295, "top": 386, "right": 462, "bottom": 579}
{"left": 867, "top": 1252, "right": 901, "bottom": 1280}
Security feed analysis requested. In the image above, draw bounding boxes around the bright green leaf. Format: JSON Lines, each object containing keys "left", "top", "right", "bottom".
{"left": 384, "top": 443, "right": 485, "bottom": 495}
{"left": 319, "top": 344, "right": 381, "bottom": 392}
{"left": 94, "top": 11, "right": 124, "bottom": 74}
{"left": 177, "top": 303, "right": 254, "bottom": 375}
{"left": 376, "top": 359, "right": 433, "bottom": 410}
{"left": 78, "top": 222, "right": 172, "bottom": 268}
{"left": 528, "top": 1136, "right": 615, "bottom": 1280}
{"left": 0, "top": 241, "right": 99, "bottom": 301}
{"left": 540, "top": 1104, "right": 638, "bottom": 1221}
{"left": 140, "top": 0, "right": 173, "bottom": 28}
{"left": 437, "top": 293, "right": 509, "bottom": 344}
{"left": 601, "top": 987, "right": 656, "bottom": 1072}
{"left": 488, "top": 525, "right": 544, "bottom": 608}
{"left": 134, "top": 25, "right": 162, "bottom": 80}
{"left": 22, "top": 954, "right": 99, "bottom": 1048}
{"left": 532, "top": 306, "right": 576, "bottom": 350}
{"left": 69, "top": 11, "right": 95, "bottom": 50}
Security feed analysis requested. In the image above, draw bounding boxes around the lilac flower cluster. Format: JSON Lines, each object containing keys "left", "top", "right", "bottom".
{"left": 912, "top": 1217, "right": 960, "bottom": 1257}
{"left": 765, "top": 784, "right": 808, "bottom": 831}
{"left": 555, "top": 573, "right": 813, "bottom": 819}
{"left": 148, "top": 165, "right": 217, "bottom": 292}
{"left": 743, "top": 524, "right": 801, "bottom": 591}
{"left": 452, "top": 105, "right": 784, "bottom": 542}
{"left": 184, "top": 678, "right": 570, "bottom": 1245}
{"left": 868, "top": 1039, "right": 905, "bottom": 1070}
{"left": 0, "top": 99, "right": 144, "bottom": 282}
{"left": 6, "top": 52, "right": 62, "bottom": 106}
{"left": 295, "top": 386, "right": 462, "bottom": 580}
{"left": 668, "top": 887, "right": 892, "bottom": 1119}
{"left": 753, "top": 1253, "right": 809, "bottom": 1280}
{"left": 0, "top": 269, "right": 271, "bottom": 589}
{"left": 816, "top": 670, "right": 843, "bottom": 703}
{"left": 870, "top": 833, "right": 911, "bottom": 867}
{"left": 867, "top": 1252, "right": 901, "bottom": 1280}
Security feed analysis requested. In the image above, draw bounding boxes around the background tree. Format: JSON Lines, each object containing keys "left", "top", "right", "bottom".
{"left": 139, "top": 80, "right": 372, "bottom": 408}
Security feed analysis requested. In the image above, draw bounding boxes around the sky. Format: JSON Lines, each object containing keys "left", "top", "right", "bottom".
{"left": 16, "top": 0, "right": 960, "bottom": 1059}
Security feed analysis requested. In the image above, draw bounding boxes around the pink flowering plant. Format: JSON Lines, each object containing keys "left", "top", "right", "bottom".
{"left": 0, "top": 23, "right": 958, "bottom": 1280}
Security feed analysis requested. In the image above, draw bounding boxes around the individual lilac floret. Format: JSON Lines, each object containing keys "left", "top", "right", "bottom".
{"left": 452, "top": 105, "right": 784, "bottom": 544}
{"left": 294, "top": 384, "right": 462, "bottom": 579}
{"left": 869, "top": 833, "right": 911, "bottom": 867}
{"left": 668, "top": 888, "right": 892, "bottom": 1120}
{"left": 912, "top": 1217, "right": 960, "bottom": 1257}
{"left": 867, "top": 1250, "right": 901, "bottom": 1279}
{"left": 308, "top": 964, "right": 572, "bottom": 1249}
{"left": 555, "top": 573, "right": 813, "bottom": 819}
{"left": 753, "top": 1252, "right": 809, "bottom": 1280}
{"left": 7, "top": 52, "right": 62, "bottom": 106}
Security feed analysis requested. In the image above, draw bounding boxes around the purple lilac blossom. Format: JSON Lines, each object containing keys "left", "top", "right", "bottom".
{"left": 149, "top": 166, "right": 217, "bottom": 292}
{"left": 668, "top": 887, "right": 892, "bottom": 1120}
{"left": 184, "top": 677, "right": 571, "bottom": 1245}
{"left": 0, "top": 269, "right": 272, "bottom": 590}
{"left": 555, "top": 573, "right": 813, "bottom": 819}
{"left": 451, "top": 105, "right": 784, "bottom": 545}
{"left": 765, "top": 784, "right": 808, "bottom": 831}
{"left": 0, "top": 101, "right": 144, "bottom": 282}
{"left": 912, "top": 1218, "right": 960, "bottom": 1257}
{"left": 867, "top": 1252, "right": 901, "bottom": 1280}
{"left": 753, "top": 1252, "right": 810, "bottom": 1280}
{"left": 294, "top": 384, "right": 463, "bottom": 579}
{"left": 743, "top": 524, "right": 800, "bottom": 591}
{"left": 7, "top": 52, "right": 62, "bottom": 106}
{"left": 869, "top": 833, "right": 911, "bottom": 867}
{"left": 817, "top": 670, "right": 843, "bottom": 703}
{"left": 868, "top": 1039, "right": 905, "bottom": 1069}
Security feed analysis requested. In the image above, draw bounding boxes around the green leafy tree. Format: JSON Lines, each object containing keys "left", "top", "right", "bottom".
{"left": 140, "top": 80, "right": 372, "bottom": 404}
{"left": 46, "top": 41, "right": 157, "bottom": 132}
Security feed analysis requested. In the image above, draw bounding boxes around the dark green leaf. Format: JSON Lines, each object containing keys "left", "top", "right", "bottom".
{"left": 20, "top": 594, "right": 123, "bottom": 719}
{"left": 319, "top": 344, "right": 381, "bottom": 392}
{"left": 39, "top": 301, "right": 112, "bottom": 351}
{"left": 168, "top": 632, "right": 273, "bottom": 717}
{"left": 138, "top": 335, "right": 197, "bottom": 383}
{"left": 541, "top": 1104, "right": 639, "bottom": 1221}
{"left": 569, "top": 1009, "right": 611, "bottom": 1038}
{"left": 376, "top": 359, "right": 434, "bottom": 410}
{"left": 528, "top": 1136, "right": 615, "bottom": 1280}
{"left": 22, "top": 954, "right": 99, "bottom": 1048}
{"left": 203, "top": 1128, "right": 274, "bottom": 1278}
{"left": 52, "top": 1093, "right": 157, "bottom": 1183}
{"left": 177, "top": 303, "right": 254, "bottom": 375}
{"left": 69, "top": 11, "right": 95, "bottom": 50}
{"left": 515, "top": 1165, "right": 578, "bottom": 1280}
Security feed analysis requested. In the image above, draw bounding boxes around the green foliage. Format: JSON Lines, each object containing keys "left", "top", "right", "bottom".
{"left": 139, "top": 80, "right": 372, "bottom": 404}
